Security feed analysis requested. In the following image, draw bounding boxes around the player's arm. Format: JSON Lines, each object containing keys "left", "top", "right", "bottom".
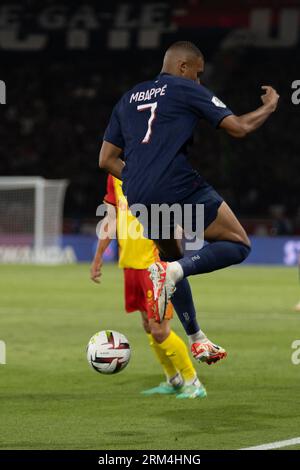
{"left": 220, "top": 86, "right": 279, "bottom": 138}
{"left": 99, "top": 141, "right": 124, "bottom": 180}
{"left": 100, "top": 101, "right": 125, "bottom": 179}
{"left": 90, "top": 203, "right": 117, "bottom": 283}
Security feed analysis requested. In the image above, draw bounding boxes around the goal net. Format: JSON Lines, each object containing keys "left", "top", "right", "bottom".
{"left": 0, "top": 177, "right": 74, "bottom": 264}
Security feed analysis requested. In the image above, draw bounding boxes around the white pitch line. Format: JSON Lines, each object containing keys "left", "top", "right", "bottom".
{"left": 240, "top": 437, "right": 300, "bottom": 450}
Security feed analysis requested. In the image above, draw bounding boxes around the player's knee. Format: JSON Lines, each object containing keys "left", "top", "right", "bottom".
{"left": 150, "top": 327, "right": 165, "bottom": 344}
{"left": 236, "top": 241, "right": 251, "bottom": 263}
{"left": 231, "top": 230, "right": 251, "bottom": 248}
{"left": 149, "top": 320, "right": 169, "bottom": 344}
{"left": 241, "top": 233, "right": 251, "bottom": 249}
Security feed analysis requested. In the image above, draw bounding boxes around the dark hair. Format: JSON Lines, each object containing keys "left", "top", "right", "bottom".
{"left": 167, "top": 41, "right": 204, "bottom": 59}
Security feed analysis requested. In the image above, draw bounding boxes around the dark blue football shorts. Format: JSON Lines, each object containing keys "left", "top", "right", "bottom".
{"left": 136, "top": 181, "right": 223, "bottom": 240}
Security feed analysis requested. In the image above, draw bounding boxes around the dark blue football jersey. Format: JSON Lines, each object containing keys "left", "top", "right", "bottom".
{"left": 103, "top": 73, "right": 233, "bottom": 205}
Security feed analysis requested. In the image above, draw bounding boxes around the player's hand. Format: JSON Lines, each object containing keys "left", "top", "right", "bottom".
{"left": 90, "top": 257, "right": 103, "bottom": 284}
{"left": 260, "top": 86, "right": 279, "bottom": 112}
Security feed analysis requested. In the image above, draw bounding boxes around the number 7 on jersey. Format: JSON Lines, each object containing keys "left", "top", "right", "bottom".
{"left": 137, "top": 102, "right": 157, "bottom": 144}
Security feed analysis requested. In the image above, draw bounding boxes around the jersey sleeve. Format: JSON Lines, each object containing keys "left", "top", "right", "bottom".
{"left": 103, "top": 174, "right": 116, "bottom": 206}
{"left": 103, "top": 101, "right": 125, "bottom": 149}
{"left": 181, "top": 81, "right": 233, "bottom": 128}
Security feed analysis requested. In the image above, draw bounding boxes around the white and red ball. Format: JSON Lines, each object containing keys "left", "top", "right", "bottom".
{"left": 87, "top": 330, "right": 131, "bottom": 374}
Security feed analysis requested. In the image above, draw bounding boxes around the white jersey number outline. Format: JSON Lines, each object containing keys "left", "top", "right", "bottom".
{"left": 137, "top": 102, "right": 157, "bottom": 143}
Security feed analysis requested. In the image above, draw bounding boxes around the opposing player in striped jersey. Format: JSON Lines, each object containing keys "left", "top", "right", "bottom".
{"left": 90, "top": 175, "right": 206, "bottom": 399}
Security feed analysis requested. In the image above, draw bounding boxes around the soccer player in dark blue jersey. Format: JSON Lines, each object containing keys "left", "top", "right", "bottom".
{"left": 99, "top": 41, "right": 279, "bottom": 364}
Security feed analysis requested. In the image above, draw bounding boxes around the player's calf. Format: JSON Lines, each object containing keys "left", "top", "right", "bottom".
{"left": 148, "top": 318, "right": 170, "bottom": 343}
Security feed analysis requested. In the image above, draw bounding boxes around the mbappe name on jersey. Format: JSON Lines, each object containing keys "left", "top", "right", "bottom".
{"left": 129, "top": 84, "right": 167, "bottom": 103}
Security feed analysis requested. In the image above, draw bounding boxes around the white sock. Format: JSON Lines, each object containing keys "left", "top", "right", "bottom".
{"left": 168, "top": 261, "right": 184, "bottom": 284}
{"left": 168, "top": 372, "right": 184, "bottom": 388}
{"left": 188, "top": 329, "right": 207, "bottom": 345}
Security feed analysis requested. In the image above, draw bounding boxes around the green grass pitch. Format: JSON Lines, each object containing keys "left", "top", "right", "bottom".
{"left": 1, "top": 264, "right": 300, "bottom": 450}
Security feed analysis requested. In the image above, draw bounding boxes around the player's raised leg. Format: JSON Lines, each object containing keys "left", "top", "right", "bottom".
{"left": 173, "top": 201, "right": 250, "bottom": 279}
{"left": 149, "top": 201, "right": 251, "bottom": 363}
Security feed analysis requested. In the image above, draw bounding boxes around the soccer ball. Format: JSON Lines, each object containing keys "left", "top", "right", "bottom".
{"left": 87, "top": 330, "right": 131, "bottom": 374}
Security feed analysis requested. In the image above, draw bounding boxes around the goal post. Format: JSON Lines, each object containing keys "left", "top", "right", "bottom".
{"left": 0, "top": 177, "right": 74, "bottom": 264}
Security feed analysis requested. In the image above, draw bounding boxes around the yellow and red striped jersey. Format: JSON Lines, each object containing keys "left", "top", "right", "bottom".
{"left": 104, "top": 175, "right": 158, "bottom": 269}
